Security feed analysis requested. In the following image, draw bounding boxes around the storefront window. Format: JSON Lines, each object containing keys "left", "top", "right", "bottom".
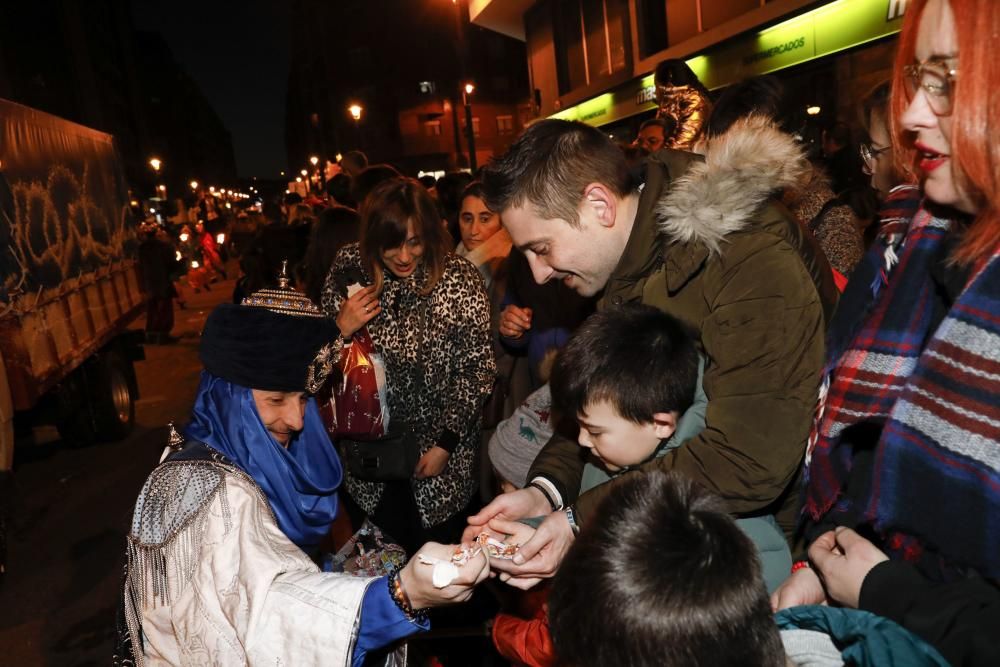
{"left": 636, "top": 0, "right": 668, "bottom": 59}
{"left": 555, "top": 0, "right": 631, "bottom": 95}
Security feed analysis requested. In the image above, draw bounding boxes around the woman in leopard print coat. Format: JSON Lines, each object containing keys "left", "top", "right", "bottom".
{"left": 321, "top": 178, "right": 495, "bottom": 550}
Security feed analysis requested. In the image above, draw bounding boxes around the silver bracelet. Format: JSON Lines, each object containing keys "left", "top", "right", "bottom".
{"left": 565, "top": 506, "right": 581, "bottom": 536}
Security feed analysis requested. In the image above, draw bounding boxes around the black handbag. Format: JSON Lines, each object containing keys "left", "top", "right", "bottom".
{"left": 340, "top": 425, "right": 420, "bottom": 482}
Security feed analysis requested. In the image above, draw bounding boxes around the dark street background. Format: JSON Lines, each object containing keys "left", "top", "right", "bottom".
{"left": 0, "top": 277, "right": 232, "bottom": 666}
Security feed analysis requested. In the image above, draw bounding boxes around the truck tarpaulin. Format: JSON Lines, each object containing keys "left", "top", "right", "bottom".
{"left": 0, "top": 98, "right": 137, "bottom": 298}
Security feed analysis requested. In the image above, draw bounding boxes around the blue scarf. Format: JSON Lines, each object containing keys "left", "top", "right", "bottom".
{"left": 184, "top": 372, "right": 342, "bottom": 550}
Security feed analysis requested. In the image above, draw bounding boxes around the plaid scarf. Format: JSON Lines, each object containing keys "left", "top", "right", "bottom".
{"left": 805, "top": 203, "right": 1000, "bottom": 579}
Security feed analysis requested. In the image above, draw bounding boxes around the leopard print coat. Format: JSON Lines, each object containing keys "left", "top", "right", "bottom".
{"left": 321, "top": 243, "right": 496, "bottom": 527}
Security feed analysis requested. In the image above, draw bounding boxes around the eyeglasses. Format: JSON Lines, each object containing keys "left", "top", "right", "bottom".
{"left": 903, "top": 57, "right": 958, "bottom": 116}
{"left": 859, "top": 143, "right": 891, "bottom": 176}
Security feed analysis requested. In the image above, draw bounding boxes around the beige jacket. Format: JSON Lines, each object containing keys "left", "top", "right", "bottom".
{"left": 124, "top": 458, "right": 374, "bottom": 666}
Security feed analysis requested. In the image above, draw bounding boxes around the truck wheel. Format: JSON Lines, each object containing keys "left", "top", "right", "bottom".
{"left": 93, "top": 351, "right": 136, "bottom": 441}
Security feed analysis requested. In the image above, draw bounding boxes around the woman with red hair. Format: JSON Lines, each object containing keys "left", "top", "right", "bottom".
{"left": 772, "top": 1, "right": 1000, "bottom": 664}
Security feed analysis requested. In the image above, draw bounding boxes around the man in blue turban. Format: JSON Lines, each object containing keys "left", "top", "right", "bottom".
{"left": 116, "top": 277, "right": 488, "bottom": 666}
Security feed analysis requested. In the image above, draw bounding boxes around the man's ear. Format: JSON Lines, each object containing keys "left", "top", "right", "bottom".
{"left": 651, "top": 412, "right": 678, "bottom": 439}
{"left": 582, "top": 183, "right": 617, "bottom": 228}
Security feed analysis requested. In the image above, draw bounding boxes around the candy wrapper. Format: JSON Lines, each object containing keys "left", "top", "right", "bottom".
{"left": 416, "top": 533, "right": 520, "bottom": 588}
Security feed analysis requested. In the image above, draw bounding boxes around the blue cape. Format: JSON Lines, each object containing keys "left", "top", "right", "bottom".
{"left": 184, "top": 372, "right": 342, "bottom": 550}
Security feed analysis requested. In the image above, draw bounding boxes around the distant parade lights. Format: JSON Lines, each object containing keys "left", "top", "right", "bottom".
{"left": 309, "top": 156, "right": 319, "bottom": 166}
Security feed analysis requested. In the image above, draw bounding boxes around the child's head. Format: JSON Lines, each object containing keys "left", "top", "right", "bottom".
{"left": 548, "top": 471, "right": 785, "bottom": 667}
{"left": 550, "top": 304, "right": 697, "bottom": 471}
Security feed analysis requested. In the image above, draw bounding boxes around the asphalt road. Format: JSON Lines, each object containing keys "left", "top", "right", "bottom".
{"left": 0, "top": 277, "right": 232, "bottom": 666}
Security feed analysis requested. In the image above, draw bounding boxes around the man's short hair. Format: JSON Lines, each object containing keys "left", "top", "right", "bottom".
{"left": 480, "top": 119, "right": 634, "bottom": 227}
{"left": 549, "top": 471, "right": 786, "bottom": 667}
{"left": 341, "top": 150, "right": 368, "bottom": 174}
{"left": 550, "top": 304, "right": 698, "bottom": 423}
{"left": 639, "top": 117, "right": 674, "bottom": 136}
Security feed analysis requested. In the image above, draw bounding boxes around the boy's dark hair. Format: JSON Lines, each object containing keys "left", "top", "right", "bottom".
{"left": 550, "top": 304, "right": 697, "bottom": 423}
{"left": 480, "top": 119, "right": 634, "bottom": 228}
{"left": 549, "top": 471, "right": 786, "bottom": 667}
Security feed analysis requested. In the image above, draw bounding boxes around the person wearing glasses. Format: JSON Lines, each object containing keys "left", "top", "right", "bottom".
{"left": 632, "top": 117, "right": 675, "bottom": 154}
{"left": 772, "top": 1, "right": 1000, "bottom": 665}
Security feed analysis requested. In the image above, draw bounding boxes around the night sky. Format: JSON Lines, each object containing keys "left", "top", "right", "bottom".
{"left": 131, "top": 0, "right": 290, "bottom": 179}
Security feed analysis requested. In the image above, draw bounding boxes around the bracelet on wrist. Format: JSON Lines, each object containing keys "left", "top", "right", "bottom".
{"left": 791, "top": 560, "right": 810, "bottom": 574}
{"left": 529, "top": 481, "right": 559, "bottom": 512}
{"left": 564, "top": 505, "right": 581, "bottom": 536}
{"left": 388, "top": 569, "right": 429, "bottom": 623}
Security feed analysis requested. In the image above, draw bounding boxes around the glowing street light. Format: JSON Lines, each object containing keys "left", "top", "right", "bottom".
{"left": 806, "top": 105, "right": 821, "bottom": 116}
{"left": 295, "top": 176, "right": 303, "bottom": 183}
{"left": 348, "top": 104, "right": 363, "bottom": 121}
{"left": 300, "top": 169, "right": 308, "bottom": 177}
{"left": 190, "top": 180, "right": 199, "bottom": 190}
{"left": 462, "top": 82, "right": 478, "bottom": 171}
{"left": 309, "top": 155, "right": 319, "bottom": 166}
{"left": 149, "top": 157, "right": 162, "bottom": 172}
{"left": 209, "top": 186, "right": 215, "bottom": 193}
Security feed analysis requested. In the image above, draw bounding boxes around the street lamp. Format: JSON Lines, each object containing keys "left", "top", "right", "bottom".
{"left": 309, "top": 155, "right": 319, "bottom": 166}
{"left": 190, "top": 180, "right": 199, "bottom": 190}
{"left": 348, "top": 104, "right": 363, "bottom": 122}
{"left": 149, "top": 158, "right": 163, "bottom": 200}
{"left": 462, "top": 82, "right": 477, "bottom": 172}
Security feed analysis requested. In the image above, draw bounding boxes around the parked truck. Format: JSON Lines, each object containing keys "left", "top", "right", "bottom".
{"left": 0, "top": 99, "right": 146, "bottom": 579}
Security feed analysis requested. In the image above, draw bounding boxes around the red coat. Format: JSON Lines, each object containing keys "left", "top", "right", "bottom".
{"left": 491, "top": 602, "right": 558, "bottom": 667}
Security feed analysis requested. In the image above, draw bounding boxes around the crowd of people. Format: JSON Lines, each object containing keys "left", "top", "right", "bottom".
{"left": 118, "top": 0, "right": 998, "bottom": 664}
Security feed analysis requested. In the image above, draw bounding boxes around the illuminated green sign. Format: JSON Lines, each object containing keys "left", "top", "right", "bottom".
{"left": 553, "top": 0, "right": 907, "bottom": 127}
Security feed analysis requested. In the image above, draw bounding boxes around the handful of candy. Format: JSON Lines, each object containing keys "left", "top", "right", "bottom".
{"left": 417, "top": 532, "right": 520, "bottom": 588}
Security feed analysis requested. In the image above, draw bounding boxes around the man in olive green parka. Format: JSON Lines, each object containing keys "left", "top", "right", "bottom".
{"left": 468, "top": 116, "right": 837, "bottom": 588}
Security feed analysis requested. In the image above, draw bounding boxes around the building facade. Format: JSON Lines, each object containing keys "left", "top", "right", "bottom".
{"left": 286, "top": 0, "right": 530, "bottom": 177}
{"left": 471, "top": 0, "right": 910, "bottom": 141}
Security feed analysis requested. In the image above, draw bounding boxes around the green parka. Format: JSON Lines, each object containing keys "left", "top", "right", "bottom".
{"left": 528, "top": 117, "right": 839, "bottom": 535}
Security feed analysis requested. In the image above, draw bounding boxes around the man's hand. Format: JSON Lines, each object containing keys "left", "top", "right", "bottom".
{"left": 809, "top": 527, "right": 888, "bottom": 609}
{"left": 335, "top": 285, "right": 380, "bottom": 338}
{"left": 498, "top": 305, "right": 533, "bottom": 339}
{"left": 463, "top": 486, "right": 551, "bottom": 543}
{"left": 399, "top": 542, "right": 490, "bottom": 609}
{"left": 414, "top": 446, "right": 450, "bottom": 479}
{"left": 487, "top": 511, "right": 574, "bottom": 590}
{"left": 770, "top": 566, "right": 829, "bottom": 612}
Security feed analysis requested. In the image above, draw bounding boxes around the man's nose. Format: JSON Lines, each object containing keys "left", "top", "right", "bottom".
{"left": 527, "top": 254, "right": 554, "bottom": 284}
{"left": 283, "top": 401, "right": 305, "bottom": 433}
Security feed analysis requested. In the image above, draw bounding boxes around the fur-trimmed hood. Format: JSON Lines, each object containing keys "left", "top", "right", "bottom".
{"left": 656, "top": 115, "right": 811, "bottom": 256}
